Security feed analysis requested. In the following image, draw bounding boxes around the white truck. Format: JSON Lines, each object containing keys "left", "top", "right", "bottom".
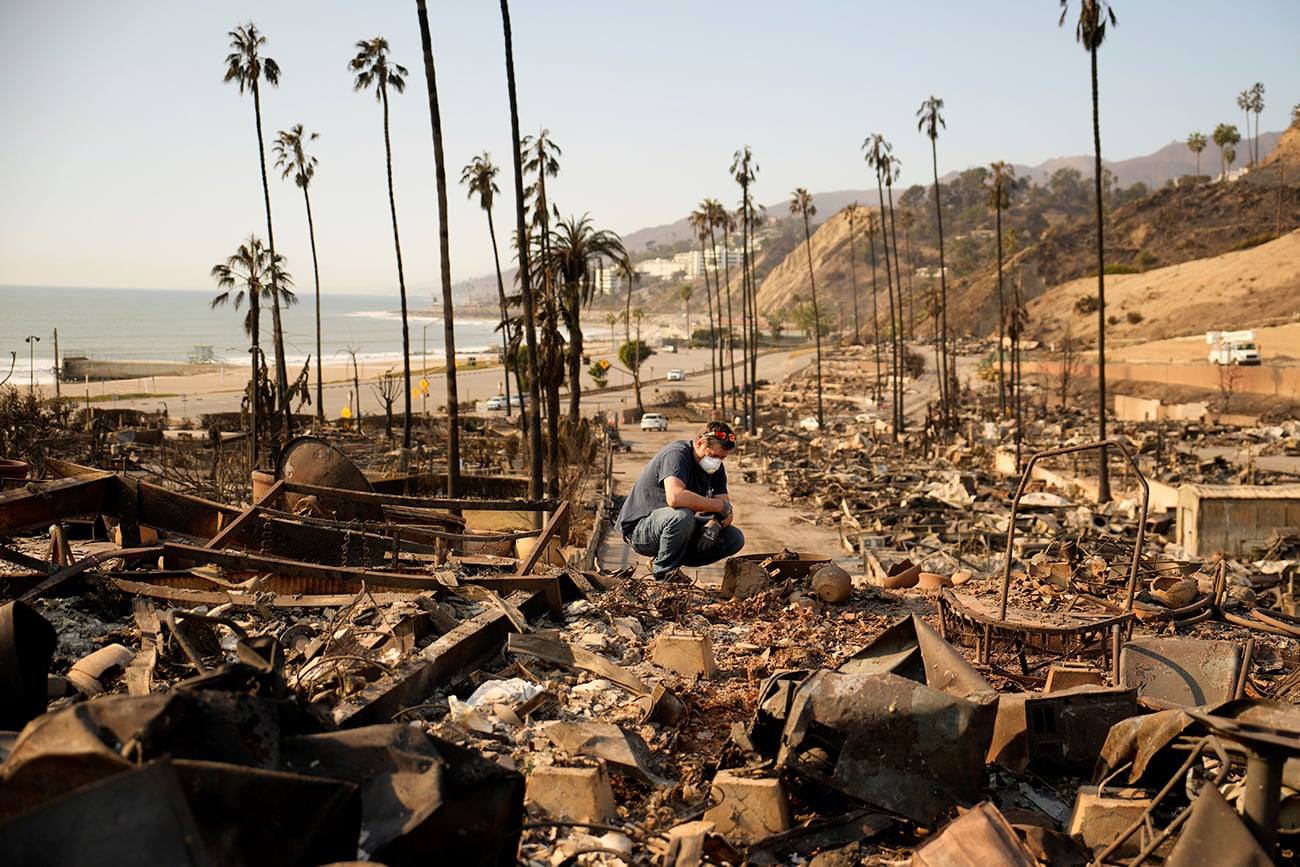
{"left": 1207, "top": 330, "right": 1261, "bottom": 366}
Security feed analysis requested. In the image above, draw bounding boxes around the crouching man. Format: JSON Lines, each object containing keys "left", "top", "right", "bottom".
{"left": 617, "top": 421, "right": 745, "bottom": 580}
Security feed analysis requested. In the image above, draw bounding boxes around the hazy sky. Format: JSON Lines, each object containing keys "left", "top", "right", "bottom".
{"left": 2, "top": 1, "right": 1296, "bottom": 299}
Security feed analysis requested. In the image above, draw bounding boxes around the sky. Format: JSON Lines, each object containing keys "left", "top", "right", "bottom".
{"left": 1, "top": 1, "right": 1297, "bottom": 300}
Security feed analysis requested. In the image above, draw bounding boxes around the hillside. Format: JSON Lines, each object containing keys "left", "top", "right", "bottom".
{"left": 749, "top": 120, "right": 1300, "bottom": 348}
{"left": 1024, "top": 229, "right": 1300, "bottom": 349}
{"left": 612, "top": 131, "right": 1287, "bottom": 261}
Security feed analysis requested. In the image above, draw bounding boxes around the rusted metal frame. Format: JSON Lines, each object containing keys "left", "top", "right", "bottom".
{"left": 1091, "top": 736, "right": 1232, "bottom": 867}
{"left": 203, "top": 479, "right": 285, "bottom": 550}
{"left": 942, "top": 589, "right": 1133, "bottom": 669}
{"left": 999, "top": 440, "right": 1148, "bottom": 622}
{"left": 282, "top": 480, "right": 560, "bottom": 513}
{"left": 160, "top": 541, "right": 447, "bottom": 591}
{"left": 108, "top": 575, "right": 425, "bottom": 609}
{"left": 337, "top": 588, "right": 552, "bottom": 729}
{"left": 17, "top": 546, "right": 164, "bottom": 603}
{"left": 516, "top": 500, "right": 571, "bottom": 575}
{"left": 0, "top": 472, "right": 115, "bottom": 536}
{"left": 958, "top": 610, "right": 1133, "bottom": 644}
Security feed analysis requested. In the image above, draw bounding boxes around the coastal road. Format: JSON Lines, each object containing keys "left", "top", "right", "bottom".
{"left": 87, "top": 344, "right": 819, "bottom": 428}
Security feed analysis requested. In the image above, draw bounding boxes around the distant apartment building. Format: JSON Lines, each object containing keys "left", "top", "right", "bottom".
{"left": 634, "top": 243, "right": 751, "bottom": 282}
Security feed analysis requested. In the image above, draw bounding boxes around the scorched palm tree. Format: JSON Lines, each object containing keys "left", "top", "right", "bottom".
{"left": 350, "top": 36, "right": 415, "bottom": 448}
{"left": 790, "top": 188, "right": 824, "bottom": 429}
{"left": 224, "top": 22, "right": 292, "bottom": 445}
{"left": 272, "top": 124, "right": 324, "bottom": 423}
{"left": 1060, "top": 0, "right": 1117, "bottom": 501}
{"left": 461, "top": 152, "right": 515, "bottom": 417}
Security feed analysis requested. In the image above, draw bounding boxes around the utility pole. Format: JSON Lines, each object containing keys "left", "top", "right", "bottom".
{"left": 52, "top": 328, "right": 61, "bottom": 399}
{"left": 24, "top": 335, "right": 40, "bottom": 393}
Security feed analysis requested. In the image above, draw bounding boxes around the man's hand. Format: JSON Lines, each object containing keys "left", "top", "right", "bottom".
{"left": 717, "top": 500, "right": 733, "bottom": 521}
{"left": 697, "top": 518, "right": 722, "bottom": 551}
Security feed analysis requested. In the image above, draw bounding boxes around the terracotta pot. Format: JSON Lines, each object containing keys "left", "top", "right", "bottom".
{"left": 883, "top": 559, "right": 920, "bottom": 589}
{"left": 811, "top": 563, "right": 852, "bottom": 603}
{"left": 1150, "top": 575, "right": 1198, "bottom": 609}
{"left": 917, "top": 571, "right": 953, "bottom": 590}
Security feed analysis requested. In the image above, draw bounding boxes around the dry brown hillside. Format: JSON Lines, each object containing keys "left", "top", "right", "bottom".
{"left": 1024, "top": 228, "right": 1300, "bottom": 349}
{"left": 755, "top": 121, "right": 1300, "bottom": 346}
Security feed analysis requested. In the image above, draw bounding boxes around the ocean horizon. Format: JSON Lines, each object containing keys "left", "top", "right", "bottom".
{"left": 0, "top": 285, "right": 502, "bottom": 387}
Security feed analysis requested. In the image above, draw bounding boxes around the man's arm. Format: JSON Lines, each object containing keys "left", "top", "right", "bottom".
{"left": 663, "top": 476, "right": 730, "bottom": 515}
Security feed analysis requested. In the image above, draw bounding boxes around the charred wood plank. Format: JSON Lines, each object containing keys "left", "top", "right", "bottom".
{"left": 160, "top": 542, "right": 447, "bottom": 591}
{"left": 337, "top": 588, "right": 552, "bottom": 729}
{"left": 204, "top": 480, "right": 285, "bottom": 550}
{"left": 109, "top": 575, "right": 428, "bottom": 609}
{"left": 18, "top": 546, "right": 163, "bottom": 603}
{"left": 517, "top": 501, "right": 571, "bottom": 576}
{"left": 0, "top": 542, "right": 54, "bottom": 574}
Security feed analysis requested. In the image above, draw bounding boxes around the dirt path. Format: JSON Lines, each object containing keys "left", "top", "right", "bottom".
{"left": 596, "top": 411, "right": 859, "bottom": 587}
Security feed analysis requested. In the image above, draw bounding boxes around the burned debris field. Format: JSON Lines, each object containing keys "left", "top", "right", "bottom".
{"left": 4, "top": 344, "right": 1300, "bottom": 867}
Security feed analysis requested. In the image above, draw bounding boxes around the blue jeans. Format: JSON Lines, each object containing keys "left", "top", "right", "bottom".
{"left": 626, "top": 507, "right": 745, "bottom": 577}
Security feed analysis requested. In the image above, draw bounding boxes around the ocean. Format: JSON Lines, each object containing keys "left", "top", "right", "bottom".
{"left": 0, "top": 285, "right": 502, "bottom": 387}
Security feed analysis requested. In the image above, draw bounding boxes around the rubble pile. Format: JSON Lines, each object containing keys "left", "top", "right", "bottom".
{"left": 3, "top": 350, "right": 1300, "bottom": 863}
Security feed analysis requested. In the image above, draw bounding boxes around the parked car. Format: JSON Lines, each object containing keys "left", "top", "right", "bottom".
{"left": 666, "top": 368, "right": 685, "bottom": 381}
{"left": 485, "top": 393, "right": 528, "bottom": 411}
{"left": 640, "top": 412, "right": 669, "bottom": 431}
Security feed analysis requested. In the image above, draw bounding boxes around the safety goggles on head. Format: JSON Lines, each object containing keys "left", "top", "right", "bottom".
{"left": 703, "top": 429, "right": 736, "bottom": 450}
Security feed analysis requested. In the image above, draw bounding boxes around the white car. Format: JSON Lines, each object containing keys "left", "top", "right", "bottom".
{"left": 666, "top": 368, "right": 685, "bottom": 381}
{"left": 640, "top": 412, "right": 669, "bottom": 431}
{"left": 485, "top": 395, "right": 508, "bottom": 410}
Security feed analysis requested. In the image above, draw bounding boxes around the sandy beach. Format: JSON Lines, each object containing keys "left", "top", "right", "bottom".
{"left": 76, "top": 337, "right": 716, "bottom": 426}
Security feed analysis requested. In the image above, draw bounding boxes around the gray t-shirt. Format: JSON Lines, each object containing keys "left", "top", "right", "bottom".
{"left": 617, "top": 439, "right": 728, "bottom": 535}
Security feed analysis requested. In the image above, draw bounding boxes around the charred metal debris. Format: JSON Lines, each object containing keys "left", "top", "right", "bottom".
{"left": 4, "top": 373, "right": 1300, "bottom": 864}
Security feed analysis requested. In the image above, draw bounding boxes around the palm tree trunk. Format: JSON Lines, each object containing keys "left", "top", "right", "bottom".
{"left": 1091, "top": 43, "right": 1110, "bottom": 501}
{"left": 930, "top": 139, "right": 951, "bottom": 424}
{"left": 885, "top": 178, "right": 905, "bottom": 435}
{"left": 874, "top": 187, "right": 898, "bottom": 443}
{"left": 996, "top": 204, "right": 1007, "bottom": 417}
{"left": 252, "top": 83, "right": 292, "bottom": 442}
{"left": 486, "top": 212, "right": 512, "bottom": 416}
{"left": 802, "top": 214, "right": 824, "bottom": 429}
{"left": 723, "top": 232, "right": 737, "bottom": 420}
{"left": 533, "top": 173, "right": 561, "bottom": 497}
{"left": 747, "top": 236, "right": 759, "bottom": 433}
{"left": 303, "top": 188, "right": 324, "bottom": 424}
{"left": 416, "top": 0, "right": 460, "bottom": 497}
{"left": 500, "top": 0, "right": 543, "bottom": 501}
{"left": 869, "top": 229, "right": 881, "bottom": 406}
{"left": 847, "top": 215, "right": 860, "bottom": 344}
{"left": 1013, "top": 274, "right": 1023, "bottom": 470}
{"left": 378, "top": 87, "right": 414, "bottom": 450}
{"left": 567, "top": 291, "right": 583, "bottom": 423}
{"left": 904, "top": 220, "right": 916, "bottom": 339}
{"left": 701, "top": 236, "right": 718, "bottom": 413}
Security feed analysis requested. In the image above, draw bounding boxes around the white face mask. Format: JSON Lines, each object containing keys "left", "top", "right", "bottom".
{"left": 699, "top": 455, "right": 723, "bottom": 474}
